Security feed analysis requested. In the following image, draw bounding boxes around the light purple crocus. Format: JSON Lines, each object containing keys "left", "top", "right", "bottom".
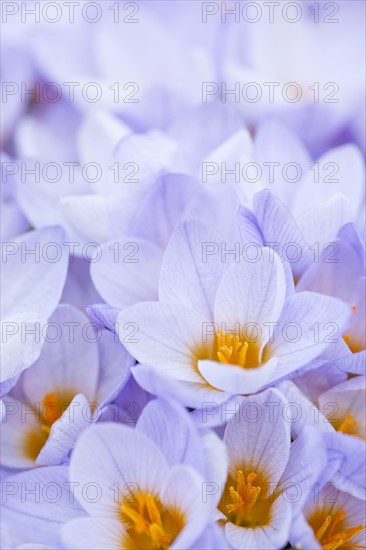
{"left": 2, "top": 397, "right": 228, "bottom": 549}
{"left": 1, "top": 304, "right": 130, "bottom": 469}
{"left": 117, "top": 219, "right": 351, "bottom": 408}
{"left": 210, "top": 388, "right": 327, "bottom": 549}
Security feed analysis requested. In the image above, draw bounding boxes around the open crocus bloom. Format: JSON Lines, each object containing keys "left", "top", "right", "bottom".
{"left": 211, "top": 389, "right": 327, "bottom": 550}
{"left": 118, "top": 220, "right": 351, "bottom": 408}
{"left": 290, "top": 486, "right": 366, "bottom": 550}
{"left": 1, "top": 304, "right": 130, "bottom": 469}
{"left": 1, "top": 397, "right": 227, "bottom": 549}
{"left": 61, "top": 423, "right": 213, "bottom": 550}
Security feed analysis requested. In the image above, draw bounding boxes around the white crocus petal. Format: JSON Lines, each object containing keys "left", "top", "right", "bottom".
{"left": 1, "top": 466, "right": 85, "bottom": 547}
{"left": 254, "top": 119, "right": 311, "bottom": 207}
{"left": 60, "top": 194, "right": 131, "bottom": 245}
{"left": 132, "top": 364, "right": 229, "bottom": 410}
{"left": 336, "top": 350, "right": 366, "bottom": 375}
{"left": 198, "top": 357, "right": 277, "bottom": 395}
{"left": 289, "top": 513, "right": 322, "bottom": 550}
{"left": 293, "top": 144, "right": 365, "bottom": 218}
{"left": 113, "top": 130, "right": 178, "bottom": 185}
{"left": 70, "top": 423, "right": 168, "bottom": 518}
{"left": 62, "top": 518, "right": 124, "bottom": 550}
{"left": 77, "top": 110, "right": 130, "bottom": 184}
{"left": 277, "top": 426, "right": 328, "bottom": 509}
{"left": 297, "top": 193, "right": 353, "bottom": 252}
{"left": 91, "top": 238, "right": 164, "bottom": 308}
{"left": 159, "top": 220, "right": 231, "bottom": 320}
{"left": 224, "top": 496, "right": 292, "bottom": 550}
{"left": 266, "top": 291, "right": 351, "bottom": 380}
{"left": 0, "top": 312, "right": 46, "bottom": 383}
{"left": 20, "top": 305, "right": 100, "bottom": 404}
{"left": 118, "top": 302, "right": 211, "bottom": 384}
{"left": 191, "top": 394, "right": 245, "bottom": 429}
{"left": 161, "top": 464, "right": 212, "bottom": 550}
{"left": 200, "top": 430, "right": 229, "bottom": 507}
{"left": 96, "top": 331, "right": 131, "bottom": 408}
{"left": 184, "top": 187, "right": 240, "bottom": 244}
{"left": 200, "top": 129, "right": 253, "bottom": 201}
{"left": 168, "top": 103, "right": 243, "bottom": 171}
{"left": 190, "top": 523, "right": 231, "bottom": 550}
{"left": 136, "top": 398, "right": 206, "bottom": 474}
{"left": 214, "top": 248, "right": 286, "bottom": 350}
{"left": 2, "top": 226, "right": 68, "bottom": 320}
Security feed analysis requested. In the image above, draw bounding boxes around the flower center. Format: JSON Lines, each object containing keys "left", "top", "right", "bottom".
{"left": 120, "top": 492, "right": 184, "bottom": 550}
{"left": 216, "top": 331, "right": 260, "bottom": 369}
{"left": 226, "top": 471, "right": 261, "bottom": 514}
{"left": 314, "top": 509, "right": 365, "bottom": 550}
{"left": 219, "top": 470, "right": 271, "bottom": 528}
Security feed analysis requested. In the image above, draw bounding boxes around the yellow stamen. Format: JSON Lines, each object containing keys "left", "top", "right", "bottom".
{"left": 121, "top": 492, "right": 183, "bottom": 550}
{"left": 226, "top": 471, "right": 261, "bottom": 514}
{"left": 338, "top": 413, "right": 358, "bottom": 435}
{"left": 315, "top": 509, "right": 365, "bottom": 550}
{"left": 215, "top": 329, "right": 262, "bottom": 370}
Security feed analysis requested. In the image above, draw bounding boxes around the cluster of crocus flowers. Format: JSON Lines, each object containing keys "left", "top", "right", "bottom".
{"left": 118, "top": 220, "right": 351, "bottom": 407}
{"left": 1, "top": 3, "right": 365, "bottom": 548}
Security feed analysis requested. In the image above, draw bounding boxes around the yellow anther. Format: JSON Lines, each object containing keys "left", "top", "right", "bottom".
{"left": 216, "top": 331, "right": 249, "bottom": 367}
{"left": 226, "top": 471, "right": 261, "bottom": 515}
{"left": 120, "top": 492, "right": 182, "bottom": 550}
{"left": 315, "top": 509, "right": 365, "bottom": 550}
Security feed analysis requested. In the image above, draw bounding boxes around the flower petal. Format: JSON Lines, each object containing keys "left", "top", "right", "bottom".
{"left": 69, "top": 423, "right": 168, "bottom": 517}
{"left": 214, "top": 247, "right": 286, "bottom": 348}
{"left": 159, "top": 220, "right": 231, "bottom": 319}
{"left": 198, "top": 358, "right": 277, "bottom": 395}
{"left": 91, "top": 237, "right": 164, "bottom": 308}
{"left": 62, "top": 518, "right": 124, "bottom": 550}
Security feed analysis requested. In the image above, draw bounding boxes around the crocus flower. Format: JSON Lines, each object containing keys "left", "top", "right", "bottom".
{"left": 61, "top": 415, "right": 222, "bottom": 549}
{"left": 1, "top": 304, "right": 130, "bottom": 468}
{"left": 117, "top": 220, "right": 351, "bottom": 408}
{"left": 210, "top": 388, "right": 327, "bottom": 549}
{"left": 2, "top": 398, "right": 227, "bottom": 549}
